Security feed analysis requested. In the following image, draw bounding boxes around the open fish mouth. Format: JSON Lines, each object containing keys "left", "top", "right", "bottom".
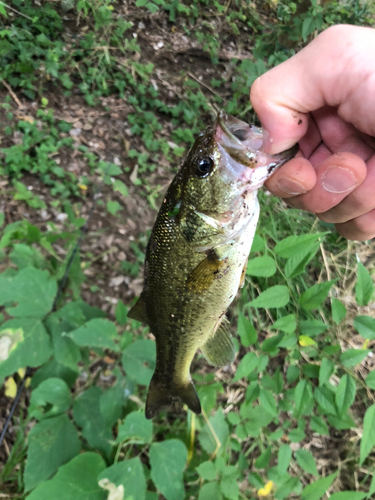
{"left": 215, "top": 110, "right": 299, "bottom": 171}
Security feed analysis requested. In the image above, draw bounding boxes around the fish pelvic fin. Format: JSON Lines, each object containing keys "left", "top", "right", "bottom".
{"left": 201, "top": 315, "right": 236, "bottom": 367}
{"left": 128, "top": 293, "right": 148, "bottom": 324}
{"left": 145, "top": 375, "right": 202, "bottom": 419}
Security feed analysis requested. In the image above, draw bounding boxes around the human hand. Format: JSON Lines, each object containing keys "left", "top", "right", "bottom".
{"left": 250, "top": 24, "right": 375, "bottom": 240}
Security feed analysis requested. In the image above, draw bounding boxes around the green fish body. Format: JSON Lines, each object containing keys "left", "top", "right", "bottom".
{"left": 128, "top": 111, "right": 297, "bottom": 418}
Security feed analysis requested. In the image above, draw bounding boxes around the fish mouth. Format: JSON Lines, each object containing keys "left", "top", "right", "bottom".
{"left": 215, "top": 110, "right": 299, "bottom": 175}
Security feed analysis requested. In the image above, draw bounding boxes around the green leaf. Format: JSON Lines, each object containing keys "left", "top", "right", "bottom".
{"left": 29, "top": 378, "right": 71, "bottom": 420}
{"left": 354, "top": 315, "right": 375, "bottom": 340}
{"left": 25, "top": 452, "right": 106, "bottom": 500}
{"left": 329, "top": 493, "right": 367, "bottom": 500}
{"left": 199, "top": 409, "right": 229, "bottom": 455}
{"left": 149, "top": 439, "right": 187, "bottom": 500}
{"left": 289, "top": 428, "right": 306, "bottom": 442}
{"left": 98, "top": 458, "right": 146, "bottom": 500}
{"left": 327, "top": 413, "right": 356, "bottom": 430}
{"left": 196, "top": 461, "right": 217, "bottom": 481}
{"left": 314, "top": 387, "right": 337, "bottom": 416}
{"left": 68, "top": 318, "right": 120, "bottom": 352}
{"left": 24, "top": 414, "right": 81, "bottom": 492}
{"left": 365, "top": 371, "right": 375, "bottom": 390}
{"left": 122, "top": 339, "right": 156, "bottom": 385}
{"left": 274, "top": 233, "right": 325, "bottom": 258}
{"left": 115, "top": 300, "right": 128, "bottom": 325}
{"left": 237, "top": 313, "right": 257, "bottom": 347}
{"left": 100, "top": 375, "right": 129, "bottom": 427}
{"left": 0, "top": 319, "right": 52, "bottom": 379}
{"left": 294, "top": 379, "right": 314, "bottom": 418}
{"left": 220, "top": 474, "right": 240, "bottom": 500}
{"left": 117, "top": 411, "right": 153, "bottom": 443}
{"left": 233, "top": 352, "right": 258, "bottom": 381}
{"left": 340, "top": 349, "right": 370, "bottom": 368}
{"left": 247, "top": 285, "right": 289, "bottom": 308}
{"left": 285, "top": 244, "right": 320, "bottom": 279}
{"left": 251, "top": 234, "right": 265, "bottom": 253}
{"left": 271, "top": 314, "right": 296, "bottom": 334}
{"left": 197, "top": 382, "right": 224, "bottom": 414}
{"left": 255, "top": 447, "right": 272, "bottom": 469}
{"left": 300, "top": 319, "right": 328, "bottom": 337}
{"left": 355, "top": 262, "right": 374, "bottom": 306}
{"left": 298, "top": 280, "right": 336, "bottom": 310}
{"left": 278, "top": 444, "right": 292, "bottom": 475}
{"left": 259, "top": 388, "right": 278, "bottom": 418}
{"left": 302, "top": 15, "right": 316, "bottom": 41}
{"left": 246, "top": 255, "right": 276, "bottom": 277}
{"left": 113, "top": 179, "right": 129, "bottom": 197}
{"left": 301, "top": 472, "right": 337, "bottom": 500}
{"left": 319, "top": 358, "right": 335, "bottom": 387}
{"left": 0, "top": 268, "right": 57, "bottom": 317}
{"left": 310, "top": 415, "right": 329, "bottom": 435}
{"left": 295, "top": 449, "right": 318, "bottom": 476}
{"left": 360, "top": 404, "right": 375, "bottom": 465}
{"left": 198, "top": 482, "right": 221, "bottom": 500}
{"left": 240, "top": 405, "right": 273, "bottom": 437}
{"left": 335, "top": 374, "right": 356, "bottom": 416}
{"left": 107, "top": 200, "right": 122, "bottom": 215}
{"left": 331, "top": 298, "right": 347, "bottom": 325}
{"left": 73, "top": 387, "right": 113, "bottom": 458}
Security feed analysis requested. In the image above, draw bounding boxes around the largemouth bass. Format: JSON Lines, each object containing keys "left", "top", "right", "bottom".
{"left": 128, "top": 111, "right": 298, "bottom": 419}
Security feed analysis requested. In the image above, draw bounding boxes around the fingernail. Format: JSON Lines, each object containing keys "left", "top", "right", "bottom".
{"left": 321, "top": 167, "right": 357, "bottom": 194}
{"left": 277, "top": 176, "right": 307, "bottom": 195}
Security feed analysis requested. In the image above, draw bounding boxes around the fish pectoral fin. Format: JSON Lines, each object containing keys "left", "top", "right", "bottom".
{"left": 186, "top": 251, "right": 229, "bottom": 293}
{"left": 146, "top": 375, "right": 201, "bottom": 419}
{"left": 201, "top": 316, "right": 236, "bottom": 367}
{"left": 128, "top": 294, "right": 148, "bottom": 324}
{"left": 180, "top": 207, "right": 224, "bottom": 248}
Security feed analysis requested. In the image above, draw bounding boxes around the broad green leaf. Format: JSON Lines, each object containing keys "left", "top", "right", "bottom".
{"left": 68, "top": 318, "right": 120, "bottom": 352}
{"left": 0, "top": 268, "right": 57, "bottom": 318}
{"left": 327, "top": 413, "right": 356, "bottom": 430}
{"left": 261, "top": 334, "right": 283, "bottom": 353}
{"left": 285, "top": 243, "right": 320, "bottom": 279}
{"left": 310, "top": 415, "right": 329, "bottom": 435}
{"left": 98, "top": 458, "right": 146, "bottom": 500}
{"left": 259, "top": 388, "right": 278, "bottom": 418}
{"left": 302, "top": 15, "right": 316, "bottom": 41}
{"left": 117, "top": 411, "right": 153, "bottom": 443}
{"left": 10, "top": 243, "right": 44, "bottom": 270}
{"left": 246, "top": 255, "right": 276, "bottom": 277}
{"left": 314, "top": 387, "right": 337, "bottom": 416}
{"left": 299, "top": 335, "right": 316, "bottom": 347}
{"left": 300, "top": 319, "right": 328, "bottom": 337}
{"left": 295, "top": 449, "right": 318, "bottom": 476}
{"left": 31, "top": 358, "right": 78, "bottom": 390}
{"left": 196, "top": 461, "right": 217, "bottom": 481}
{"left": 122, "top": 339, "right": 156, "bottom": 386}
{"left": 247, "top": 285, "right": 289, "bottom": 309}
{"left": 294, "top": 379, "right": 313, "bottom": 418}
{"left": 197, "top": 382, "right": 224, "bottom": 414}
{"left": 251, "top": 234, "right": 265, "bottom": 253}
{"left": 220, "top": 474, "right": 240, "bottom": 500}
{"left": 275, "top": 477, "right": 301, "bottom": 500}
{"left": 271, "top": 314, "right": 296, "bottom": 334}
{"left": 329, "top": 493, "right": 367, "bottom": 500}
{"left": 115, "top": 300, "right": 128, "bottom": 325}
{"left": 240, "top": 405, "right": 273, "bottom": 437}
{"left": 233, "top": 352, "right": 258, "bottom": 381}
{"left": 365, "top": 371, "right": 375, "bottom": 390}
{"left": 73, "top": 387, "right": 113, "bottom": 458}
{"left": 255, "top": 448, "right": 272, "bottom": 469}
{"left": 354, "top": 315, "right": 375, "bottom": 340}
{"left": 360, "top": 404, "right": 375, "bottom": 465}
{"left": 299, "top": 281, "right": 336, "bottom": 310}
{"left": 100, "top": 375, "right": 130, "bottom": 427}
{"left": 0, "top": 319, "right": 52, "bottom": 379}
{"left": 301, "top": 472, "right": 337, "bottom": 500}
{"left": 24, "top": 414, "right": 81, "bottom": 492}
{"left": 149, "top": 439, "right": 187, "bottom": 500}
{"left": 199, "top": 409, "right": 229, "bottom": 455}
{"left": 25, "top": 452, "right": 106, "bottom": 500}
{"left": 237, "top": 313, "right": 257, "bottom": 347}
{"left": 274, "top": 233, "right": 325, "bottom": 258}
{"left": 335, "top": 375, "right": 356, "bottom": 416}
{"left": 113, "top": 179, "right": 129, "bottom": 197}
{"left": 331, "top": 298, "right": 347, "bottom": 325}
{"left": 198, "top": 481, "right": 221, "bottom": 500}
{"left": 278, "top": 444, "right": 292, "bottom": 475}
{"left": 107, "top": 200, "right": 122, "bottom": 215}
{"left": 289, "top": 428, "right": 306, "bottom": 443}
{"left": 355, "top": 262, "right": 374, "bottom": 306}
{"left": 340, "top": 349, "right": 370, "bottom": 368}
{"left": 29, "top": 378, "right": 71, "bottom": 420}
{"left": 319, "top": 358, "right": 335, "bottom": 387}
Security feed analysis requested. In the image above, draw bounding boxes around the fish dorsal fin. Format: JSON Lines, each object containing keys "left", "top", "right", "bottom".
{"left": 201, "top": 316, "right": 236, "bottom": 367}
{"left": 128, "top": 294, "right": 148, "bottom": 324}
{"left": 186, "top": 252, "right": 228, "bottom": 293}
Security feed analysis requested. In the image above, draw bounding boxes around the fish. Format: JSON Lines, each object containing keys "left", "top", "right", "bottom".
{"left": 128, "top": 110, "right": 298, "bottom": 419}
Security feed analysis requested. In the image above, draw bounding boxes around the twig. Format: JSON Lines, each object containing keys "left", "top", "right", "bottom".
{"left": 1, "top": 80, "right": 23, "bottom": 109}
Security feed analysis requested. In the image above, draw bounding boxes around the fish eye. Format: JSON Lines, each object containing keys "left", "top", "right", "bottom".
{"left": 196, "top": 157, "right": 214, "bottom": 178}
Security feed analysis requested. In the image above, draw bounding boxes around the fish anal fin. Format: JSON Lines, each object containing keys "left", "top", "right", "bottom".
{"left": 201, "top": 316, "right": 236, "bottom": 367}
{"left": 128, "top": 294, "right": 148, "bottom": 324}
{"left": 145, "top": 375, "right": 201, "bottom": 419}
{"left": 186, "top": 252, "right": 229, "bottom": 293}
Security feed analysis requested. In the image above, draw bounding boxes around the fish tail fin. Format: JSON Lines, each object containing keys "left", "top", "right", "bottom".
{"left": 145, "top": 375, "right": 202, "bottom": 419}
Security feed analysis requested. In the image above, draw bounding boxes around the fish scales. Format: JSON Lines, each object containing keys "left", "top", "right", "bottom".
{"left": 128, "top": 111, "right": 298, "bottom": 419}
